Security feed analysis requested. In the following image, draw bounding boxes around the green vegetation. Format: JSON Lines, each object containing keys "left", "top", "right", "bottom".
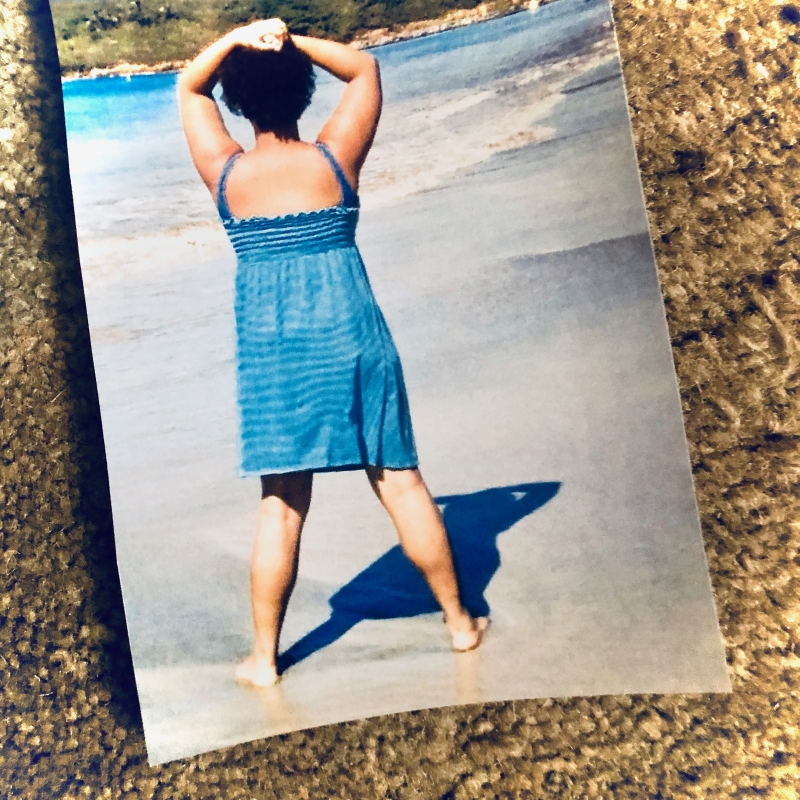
{"left": 50, "top": 0, "right": 508, "bottom": 74}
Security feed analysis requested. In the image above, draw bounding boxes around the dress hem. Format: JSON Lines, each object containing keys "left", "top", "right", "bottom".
{"left": 238, "top": 458, "right": 419, "bottom": 479}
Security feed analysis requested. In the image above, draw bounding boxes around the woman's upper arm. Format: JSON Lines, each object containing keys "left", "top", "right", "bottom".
{"left": 178, "top": 80, "right": 242, "bottom": 194}
{"left": 316, "top": 55, "right": 382, "bottom": 186}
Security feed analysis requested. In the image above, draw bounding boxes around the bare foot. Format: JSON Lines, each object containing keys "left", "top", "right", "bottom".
{"left": 445, "top": 614, "right": 490, "bottom": 652}
{"left": 235, "top": 655, "right": 279, "bottom": 687}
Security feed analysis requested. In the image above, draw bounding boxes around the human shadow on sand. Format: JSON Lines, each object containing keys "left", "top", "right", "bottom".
{"left": 277, "top": 481, "right": 560, "bottom": 673}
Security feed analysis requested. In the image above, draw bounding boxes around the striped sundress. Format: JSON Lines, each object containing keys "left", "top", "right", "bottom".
{"left": 217, "top": 142, "right": 418, "bottom": 476}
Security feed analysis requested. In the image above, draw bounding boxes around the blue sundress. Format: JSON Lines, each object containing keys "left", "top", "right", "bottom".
{"left": 217, "top": 142, "right": 418, "bottom": 476}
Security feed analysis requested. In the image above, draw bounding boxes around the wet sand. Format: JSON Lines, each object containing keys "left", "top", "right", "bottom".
{"left": 79, "top": 0, "right": 730, "bottom": 765}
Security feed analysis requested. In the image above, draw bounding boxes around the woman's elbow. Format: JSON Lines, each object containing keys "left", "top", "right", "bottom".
{"left": 363, "top": 54, "right": 381, "bottom": 96}
{"left": 177, "top": 68, "right": 210, "bottom": 99}
{"left": 176, "top": 70, "right": 194, "bottom": 99}
{"left": 358, "top": 51, "right": 380, "bottom": 80}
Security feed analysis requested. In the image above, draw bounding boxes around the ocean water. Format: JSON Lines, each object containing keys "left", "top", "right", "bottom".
{"left": 62, "top": 0, "right": 731, "bottom": 765}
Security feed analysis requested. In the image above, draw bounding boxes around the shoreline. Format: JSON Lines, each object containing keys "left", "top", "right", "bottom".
{"left": 61, "top": 0, "right": 551, "bottom": 81}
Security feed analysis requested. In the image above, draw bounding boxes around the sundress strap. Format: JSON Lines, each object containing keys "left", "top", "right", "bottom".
{"left": 216, "top": 152, "right": 243, "bottom": 220}
{"left": 315, "top": 141, "right": 360, "bottom": 208}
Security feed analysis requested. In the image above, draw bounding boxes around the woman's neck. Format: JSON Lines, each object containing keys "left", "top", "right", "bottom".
{"left": 253, "top": 124, "right": 301, "bottom": 148}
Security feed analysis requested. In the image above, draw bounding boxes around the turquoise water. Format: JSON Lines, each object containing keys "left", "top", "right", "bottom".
{"left": 62, "top": 0, "right": 615, "bottom": 240}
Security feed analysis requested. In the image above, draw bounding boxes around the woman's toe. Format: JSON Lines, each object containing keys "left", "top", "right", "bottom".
{"left": 452, "top": 616, "right": 490, "bottom": 652}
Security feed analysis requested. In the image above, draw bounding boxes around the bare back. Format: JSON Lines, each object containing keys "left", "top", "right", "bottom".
{"left": 221, "top": 141, "right": 346, "bottom": 220}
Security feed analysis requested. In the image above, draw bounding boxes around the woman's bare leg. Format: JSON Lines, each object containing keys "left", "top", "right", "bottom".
{"left": 235, "top": 471, "right": 313, "bottom": 687}
{"left": 366, "top": 466, "right": 489, "bottom": 651}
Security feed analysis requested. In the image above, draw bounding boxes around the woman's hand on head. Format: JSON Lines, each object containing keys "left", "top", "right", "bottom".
{"left": 231, "top": 19, "right": 288, "bottom": 52}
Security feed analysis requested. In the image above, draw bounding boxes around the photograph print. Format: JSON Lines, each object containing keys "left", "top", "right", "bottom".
{"left": 57, "top": 0, "right": 731, "bottom": 764}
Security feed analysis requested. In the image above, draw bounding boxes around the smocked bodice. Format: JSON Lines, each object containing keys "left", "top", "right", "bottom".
{"left": 221, "top": 205, "right": 359, "bottom": 260}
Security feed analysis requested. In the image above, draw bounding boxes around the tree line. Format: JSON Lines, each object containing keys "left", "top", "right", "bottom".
{"left": 52, "top": 0, "right": 501, "bottom": 72}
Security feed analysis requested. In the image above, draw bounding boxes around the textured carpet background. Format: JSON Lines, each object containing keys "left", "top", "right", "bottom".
{"left": 2, "top": 0, "right": 799, "bottom": 796}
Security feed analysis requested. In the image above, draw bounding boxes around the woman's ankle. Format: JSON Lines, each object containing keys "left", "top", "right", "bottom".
{"left": 443, "top": 607, "right": 476, "bottom": 631}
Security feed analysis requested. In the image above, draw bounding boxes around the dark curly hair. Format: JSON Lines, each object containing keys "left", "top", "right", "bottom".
{"left": 218, "top": 39, "right": 316, "bottom": 133}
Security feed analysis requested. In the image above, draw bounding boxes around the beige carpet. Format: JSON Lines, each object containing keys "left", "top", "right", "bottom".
{"left": 1, "top": 0, "right": 799, "bottom": 795}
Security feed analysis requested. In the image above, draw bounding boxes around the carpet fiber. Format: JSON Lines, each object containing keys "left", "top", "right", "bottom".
{"left": 1, "top": 0, "right": 799, "bottom": 795}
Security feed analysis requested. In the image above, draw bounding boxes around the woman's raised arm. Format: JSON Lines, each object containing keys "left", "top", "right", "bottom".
{"left": 177, "top": 20, "right": 288, "bottom": 193}
{"left": 291, "top": 36, "right": 382, "bottom": 187}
